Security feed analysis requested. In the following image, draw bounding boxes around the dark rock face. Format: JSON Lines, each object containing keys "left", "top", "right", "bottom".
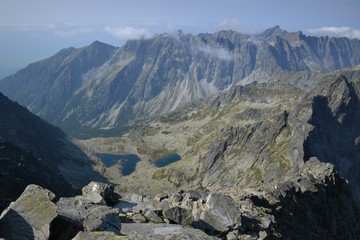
{"left": 0, "top": 141, "right": 76, "bottom": 213}
{"left": 2, "top": 28, "right": 360, "bottom": 135}
{"left": 289, "top": 74, "right": 360, "bottom": 202}
{"left": 0, "top": 91, "right": 105, "bottom": 207}
{"left": 265, "top": 159, "right": 360, "bottom": 239}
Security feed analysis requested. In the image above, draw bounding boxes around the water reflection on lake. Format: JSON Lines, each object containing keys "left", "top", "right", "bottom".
{"left": 154, "top": 153, "right": 181, "bottom": 167}
{"left": 95, "top": 153, "right": 141, "bottom": 176}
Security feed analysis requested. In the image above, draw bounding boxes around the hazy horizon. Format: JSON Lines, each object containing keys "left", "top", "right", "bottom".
{"left": 1, "top": 0, "right": 360, "bottom": 78}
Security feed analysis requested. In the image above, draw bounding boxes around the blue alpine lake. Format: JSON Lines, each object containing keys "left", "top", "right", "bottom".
{"left": 154, "top": 153, "right": 181, "bottom": 167}
{"left": 95, "top": 153, "right": 141, "bottom": 176}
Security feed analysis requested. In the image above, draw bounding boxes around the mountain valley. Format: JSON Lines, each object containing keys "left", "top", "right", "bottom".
{"left": 1, "top": 27, "right": 360, "bottom": 239}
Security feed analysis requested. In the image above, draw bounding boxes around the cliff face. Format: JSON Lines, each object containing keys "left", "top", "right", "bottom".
{"left": 2, "top": 27, "right": 360, "bottom": 136}
{"left": 0, "top": 92, "right": 105, "bottom": 211}
{"left": 289, "top": 74, "right": 360, "bottom": 201}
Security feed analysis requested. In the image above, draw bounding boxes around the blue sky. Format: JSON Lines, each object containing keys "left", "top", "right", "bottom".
{"left": 1, "top": 0, "right": 360, "bottom": 77}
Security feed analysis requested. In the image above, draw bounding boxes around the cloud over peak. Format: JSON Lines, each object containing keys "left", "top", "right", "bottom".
{"left": 306, "top": 26, "right": 360, "bottom": 39}
{"left": 212, "top": 19, "right": 261, "bottom": 34}
{"left": 104, "top": 26, "right": 153, "bottom": 40}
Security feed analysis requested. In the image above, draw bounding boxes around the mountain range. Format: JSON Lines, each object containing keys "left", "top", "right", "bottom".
{"left": 2, "top": 26, "right": 360, "bottom": 238}
{"left": 2, "top": 26, "right": 360, "bottom": 137}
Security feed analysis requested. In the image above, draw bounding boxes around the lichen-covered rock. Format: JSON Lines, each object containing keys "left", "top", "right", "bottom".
{"left": 0, "top": 184, "right": 57, "bottom": 240}
{"left": 72, "top": 231, "right": 126, "bottom": 240}
{"left": 82, "top": 181, "right": 118, "bottom": 205}
{"left": 121, "top": 223, "right": 217, "bottom": 240}
{"left": 163, "top": 206, "right": 193, "bottom": 225}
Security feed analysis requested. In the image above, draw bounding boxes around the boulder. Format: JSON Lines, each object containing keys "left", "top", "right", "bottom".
{"left": 131, "top": 213, "right": 147, "bottom": 223}
{"left": 83, "top": 205, "right": 121, "bottom": 234}
{"left": 143, "top": 208, "right": 163, "bottom": 223}
{"left": 0, "top": 184, "right": 57, "bottom": 240}
{"left": 81, "top": 181, "right": 118, "bottom": 205}
{"left": 154, "top": 192, "right": 168, "bottom": 202}
{"left": 72, "top": 231, "right": 124, "bottom": 240}
{"left": 200, "top": 193, "right": 241, "bottom": 233}
{"left": 121, "top": 223, "right": 216, "bottom": 240}
{"left": 57, "top": 196, "right": 121, "bottom": 234}
{"left": 57, "top": 196, "right": 93, "bottom": 226}
{"left": 163, "top": 206, "right": 193, "bottom": 225}
{"left": 115, "top": 193, "right": 155, "bottom": 212}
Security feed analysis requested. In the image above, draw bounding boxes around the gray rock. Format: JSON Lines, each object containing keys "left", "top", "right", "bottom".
{"left": 0, "top": 184, "right": 57, "bottom": 240}
{"left": 72, "top": 231, "right": 122, "bottom": 240}
{"left": 115, "top": 193, "right": 155, "bottom": 212}
{"left": 114, "top": 200, "right": 139, "bottom": 213}
{"left": 154, "top": 192, "right": 168, "bottom": 202}
{"left": 226, "top": 231, "right": 239, "bottom": 240}
{"left": 121, "top": 223, "right": 218, "bottom": 240}
{"left": 83, "top": 205, "right": 121, "bottom": 234}
{"left": 57, "top": 196, "right": 93, "bottom": 226}
{"left": 187, "top": 191, "right": 207, "bottom": 201}
{"left": 57, "top": 196, "right": 121, "bottom": 234}
{"left": 259, "top": 230, "right": 268, "bottom": 240}
{"left": 131, "top": 213, "right": 147, "bottom": 223}
{"left": 155, "top": 199, "right": 171, "bottom": 210}
{"left": 201, "top": 193, "right": 241, "bottom": 232}
{"left": 143, "top": 208, "right": 163, "bottom": 223}
{"left": 163, "top": 206, "right": 193, "bottom": 225}
{"left": 81, "top": 181, "right": 118, "bottom": 205}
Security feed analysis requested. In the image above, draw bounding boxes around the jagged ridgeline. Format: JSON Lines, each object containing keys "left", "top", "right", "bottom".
{"left": 1, "top": 26, "right": 360, "bottom": 137}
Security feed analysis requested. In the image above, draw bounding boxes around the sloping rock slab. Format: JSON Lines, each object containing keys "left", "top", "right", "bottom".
{"left": 201, "top": 193, "right": 241, "bottom": 232}
{"left": 0, "top": 184, "right": 57, "bottom": 240}
{"left": 72, "top": 231, "right": 126, "bottom": 240}
{"left": 122, "top": 223, "right": 217, "bottom": 240}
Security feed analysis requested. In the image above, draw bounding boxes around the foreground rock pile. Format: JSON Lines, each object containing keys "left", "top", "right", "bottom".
{"left": 0, "top": 164, "right": 358, "bottom": 240}
{"left": 1, "top": 159, "right": 360, "bottom": 240}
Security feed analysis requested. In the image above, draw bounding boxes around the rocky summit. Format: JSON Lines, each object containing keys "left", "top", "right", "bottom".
{"left": 1, "top": 27, "right": 360, "bottom": 239}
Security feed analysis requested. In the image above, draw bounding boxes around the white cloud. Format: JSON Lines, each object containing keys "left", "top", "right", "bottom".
{"left": 212, "top": 19, "right": 261, "bottom": 34}
{"left": 213, "top": 19, "right": 242, "bottom": 31}
{"left": 0, "top": 23, "right": 57, "bottom": 31}
{"left": 54, "top": 27, "right": 92, "bottom": 38}
{"left": 104, "top": 26, "right": 153, "bottom": 40}
{"left": 305, "top": 26, "right": 360, "bottom": 39}
{"left": 197, "top": 42, "right": 233, "bottom": 61}
{"left": 0, "top": 23, "right": 93, "bottom": 38}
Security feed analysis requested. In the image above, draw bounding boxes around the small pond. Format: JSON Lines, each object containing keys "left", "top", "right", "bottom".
{"left": 95, "top": 153, "right": 141, "bottom": 176}
{"left": 154, "top": 153, "right": 181, "bottom": 167}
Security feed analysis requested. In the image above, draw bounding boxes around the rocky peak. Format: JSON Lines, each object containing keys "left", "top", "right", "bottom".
{"left": 261, "top": 25, "right": 287, "bottom": 38}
